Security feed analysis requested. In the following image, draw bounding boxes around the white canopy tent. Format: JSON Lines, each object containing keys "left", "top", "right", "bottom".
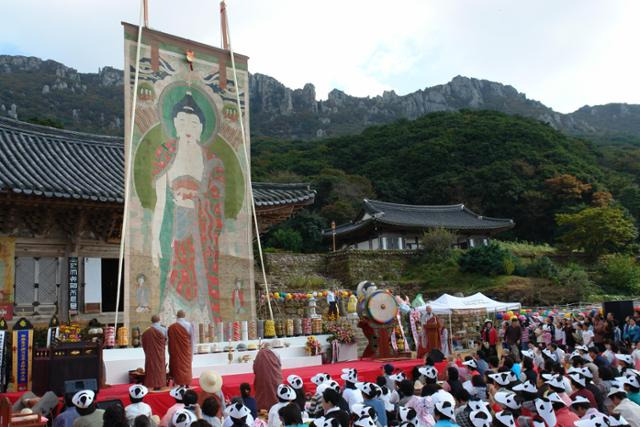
{"left": 414, "top": 292, "right": 521, "bottom": 352}
{"left": 423, "top": 292, "right": 521, "bottom": 315}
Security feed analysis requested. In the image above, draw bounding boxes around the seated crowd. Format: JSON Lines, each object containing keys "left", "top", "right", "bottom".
{"left": 16, "top": 311, "right": 640, "bottom": 427}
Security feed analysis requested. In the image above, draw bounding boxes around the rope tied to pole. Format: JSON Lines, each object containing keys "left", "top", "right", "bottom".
{"left": 221, "top": 1, "right": 274, "bottom": 322}
{"left": 114, "top": 0, "right": 145, "bottom": 330}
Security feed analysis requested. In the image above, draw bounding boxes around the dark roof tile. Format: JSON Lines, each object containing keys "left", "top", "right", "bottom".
{"left": 327, "top": 199, "right": 514, "bottom": 237}
{"left": 0, "top": 117, "right": 315, "bottom": 207}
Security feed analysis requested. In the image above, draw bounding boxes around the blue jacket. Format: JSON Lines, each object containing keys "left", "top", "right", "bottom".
{"left": 363, "top": 399, "right": 387, "bottom": 427}
{"left": 624, "top": 325, "right": 640, "bottom": 343}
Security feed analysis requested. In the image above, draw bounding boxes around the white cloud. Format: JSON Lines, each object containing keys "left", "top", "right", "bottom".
{"left": 0, "top": 0, "right": 638, "bottom": 112}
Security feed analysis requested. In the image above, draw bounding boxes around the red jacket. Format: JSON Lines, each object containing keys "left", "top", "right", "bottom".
{"left": 555, "top": 407, "right": 580, "bottom": 427}
{"left": 482, "top": 327, "right": 498, "bottom": 345}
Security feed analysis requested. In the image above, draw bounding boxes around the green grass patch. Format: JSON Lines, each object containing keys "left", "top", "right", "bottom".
{"left": 496, "top": 240, "right": 557, "bottom": 257}
{"left": 401, "top": 257, "right": 512, "bottom": 294}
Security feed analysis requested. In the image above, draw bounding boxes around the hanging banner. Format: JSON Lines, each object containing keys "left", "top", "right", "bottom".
{"left": 11, "top": 318, "right": 33, "bottom": 392}
{"left": 46, "top": 327, "right": 59, "bottom": 348}
{"left": 68, "top": 257, "right": 79, "bottom": 313}
{"left": 122, "top": 23, "right": 254, "bottom": 329}
{"left": 0, "top": 238, "right": 15, "bottom": 320}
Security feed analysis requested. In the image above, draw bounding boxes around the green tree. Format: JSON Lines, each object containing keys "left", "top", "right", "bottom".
{"left": 266, "top": 228, "right": 303, "bottom": 252}
{"left": 277, "top": 210, "right": 327, "bottom": 253}
{"left": 525, "top": 256, "right": 559, "bottom": 279}
{"left": 556, "top": 207, "right": 638, "bottom": 258}
{"left": 458, "top": 243, "right": 514, "bottom": 276}
{"left": 556, "top": 264, "right": 597, "bottom": 300}
{"left": 420, "top": 228, "right": 457, "bottom": 261}
{"left": 597, "top": 255, "right": 640, "bottom": 294}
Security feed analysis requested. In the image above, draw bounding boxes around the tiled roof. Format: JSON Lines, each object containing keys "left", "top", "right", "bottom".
{"left": 252, "top": 183, "right": 315, "bottom": 207}
{"left": 0, "top": 117, "right": 314, "bottom": 207}
{"left": 327, "top": 199, "right": 514, "bottom": 237}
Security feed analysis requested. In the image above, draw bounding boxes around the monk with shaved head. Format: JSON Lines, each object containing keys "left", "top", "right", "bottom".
{"left": 141, "top": 314, "right": 167, "bottom": 390}
{"left": 168, "top": 310, "right": 195, "bottom": 386}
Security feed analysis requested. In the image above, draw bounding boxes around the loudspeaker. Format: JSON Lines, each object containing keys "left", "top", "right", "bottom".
{"left": 602, "top": 300, "right": 634, "bottom": 325}
{"left": 64, "top": 378, "right": 98, "bottom": 395}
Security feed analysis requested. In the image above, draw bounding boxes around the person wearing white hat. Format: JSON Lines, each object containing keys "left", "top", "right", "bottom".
{"left": 534, "top": 397, "right": 557, "bottom": 427}
{"left": 287, "top": 375, "right": 306, "bottom": 412}
{"left": 494, "top": 391, "right": 520, "bottom": 411}
{"left": 494, "top": 410, "right": 515, "bottom": 427}
{"left": 618, "top": 354, "right": 634, "bottom": 370}
{"left": 268, "top": 385, "right": 296, "bottom": 427}
{"left": 357, "top": 382, "right": 387, "bottom": 427}
{"left": 398, "top": 406, "right": 418, "bottom": 425}
{"left": 574, "top": 414, "right": 610, "bottom": 427}
{"left": 199, "top": 370, "right": 226, "bottom": 415}
{"left": 569, "top": 373, "right": 597, "bottom": 409}
{"left": 71, "top": 390, "right": 104, "bottom": 427}
{"left": 340, "top": 369, "right": 364, "bottom": 409}
{"left": 609, "top": 386, "right": 640, "bottom": 427}
{"left": 125, "top": 384, "right": 152, "bottom": 425}
{"left": 619, "top": 371, "right": 640, "bottom": 406}
{"left": 418, "top": 366, "right": 439, "bottom": 385}
{"left": 544, "top": 374, "right": 572, "bottom": 407}
{"left": 351, "top": 403, "right": 377, "bottom": 422}
{"left": 469, "top": 409, "right": 492, "bottom": 427}
{"left": 488, "top": 372, "right": 516, "bottom": 390}
{"left": 568, "top": 364, "right": 607, "bottom": 416}
{"left": 513, "top": 380, "right": 537, "bottom": 395}
{"left": 227, "top": 402, "right": 252, "bottom": 427}
{"left": 172, "top": 408, "right": 197, "bottom": 427}
{"left": 434, "top": 401, "right": 457, "bottom": 427}
{"left": 307, "top": 374, "right": 331, "bottom": 418}
{"left": 546, "top": 392, "right": 579, "bottom": 427}
{"left": 311, "top": 373, "right": 331, "bottom": 386}
{"left": 570, "top": 395, "right": 606, "bottom": 421}
{"left": 160, "top": 386, "right": 188, "bottom": 427}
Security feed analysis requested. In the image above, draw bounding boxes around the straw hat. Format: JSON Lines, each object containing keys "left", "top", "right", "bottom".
{"left": 199, "top": 370, "right": 223, "bottom": 393}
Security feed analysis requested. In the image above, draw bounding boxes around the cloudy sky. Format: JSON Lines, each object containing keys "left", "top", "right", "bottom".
{"left": 2, "top": 0, "right": 638, "bottom": 113}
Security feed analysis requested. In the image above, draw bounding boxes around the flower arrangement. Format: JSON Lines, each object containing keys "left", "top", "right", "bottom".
{"left": 58, "top": 323, "right": 82, "bottom": 343}
{"left": 305, "top": 336, "right": 321, "bottom": 355}
{"left": 326, "top": 320, "right": 356, "bottom": 344}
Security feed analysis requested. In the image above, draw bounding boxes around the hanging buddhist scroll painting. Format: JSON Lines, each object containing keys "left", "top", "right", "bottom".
{"left": 122, "top": 23, "right": 254, "bottom": 328}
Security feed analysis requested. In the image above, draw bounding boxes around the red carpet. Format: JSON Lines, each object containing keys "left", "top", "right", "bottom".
{"left": 3, "top": 358, "right": 438, "bottom": 417}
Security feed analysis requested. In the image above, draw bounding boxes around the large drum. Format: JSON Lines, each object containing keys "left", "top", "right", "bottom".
{"left": 365, "top": 290, "right": 399, "bottom": 324}
{"left": 357, "top": 289, "right": 400, "bottom": 359}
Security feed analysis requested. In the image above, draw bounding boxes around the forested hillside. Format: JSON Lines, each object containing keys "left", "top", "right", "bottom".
{"left": 252, "top": 110, "right": 640, "bottom": 251}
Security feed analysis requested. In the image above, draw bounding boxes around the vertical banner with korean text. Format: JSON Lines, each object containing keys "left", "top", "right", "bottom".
{"left": 68, "top": 257, "right": 79, "bottom": 313}
{"left": 11, "top": 318, "right": 33, "bottom": 392}
{"left": 122, "top": 24, "right": 255, "bottom": 329}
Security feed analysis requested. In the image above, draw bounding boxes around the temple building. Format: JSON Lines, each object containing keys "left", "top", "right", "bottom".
{"left": 0, "top": 117, "right": 315, "bottom": 324}
{"left": 325, "top": 199, "right": 514, "bottom": 251}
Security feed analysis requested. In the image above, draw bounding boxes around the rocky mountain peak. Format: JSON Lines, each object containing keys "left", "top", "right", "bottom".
{"left": 0, "top": 55, "right": 638, "bottom": 141}
{"left": 98, "top": 66, "right": 123, "bottom": 87}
